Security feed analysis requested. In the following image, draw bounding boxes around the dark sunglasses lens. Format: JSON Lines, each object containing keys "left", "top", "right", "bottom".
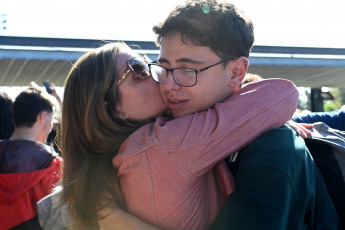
{"left": 129, "top": 58, "right": 150, "bottom": 78}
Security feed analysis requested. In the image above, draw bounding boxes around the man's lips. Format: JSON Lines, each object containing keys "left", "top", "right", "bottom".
{"left": 168, "top": 100, "right": 186, "bottom": 103}
{"left": 166, "top": 98, "right": 188, "bottom": 110}
{"left": 166, "top": 97, "right": 187, "bottom": 103}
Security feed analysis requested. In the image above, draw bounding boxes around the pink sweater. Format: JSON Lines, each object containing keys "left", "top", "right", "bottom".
{"left": 113, "top": 79, "right": 299, "bottom": 230}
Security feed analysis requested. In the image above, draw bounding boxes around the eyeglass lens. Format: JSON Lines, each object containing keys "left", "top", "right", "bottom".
{"left": 128, "top": 58, "right": 151, "bottom": 78}
{"left": 150, "top": 65, "right": 197, "bottom": 86}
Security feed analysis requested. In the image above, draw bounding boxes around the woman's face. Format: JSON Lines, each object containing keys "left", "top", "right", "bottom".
{"left": 115, "top": 48, "right": 167, "bottom": 120}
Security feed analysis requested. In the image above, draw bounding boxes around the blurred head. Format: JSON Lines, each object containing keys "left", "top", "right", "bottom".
{"left": 0, "top": 91, "right": 14, "bottom": 139}
{"left": 152, "top": 0, "right": 253, "bottom": 117}
{"left": 242, "top": 73, "right": 263, "bottom": 86}
{"left": 13, "top": 87, "right": 56, "bottom": 139}
{"left": 61, "top": 42, "right": 166, "bottom": 228}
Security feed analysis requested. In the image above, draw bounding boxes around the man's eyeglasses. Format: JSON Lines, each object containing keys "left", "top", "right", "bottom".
{"left": 148, "top": 57, "right": 237, "bottom": 87}
{"left": 117, "top": 56, "right": 151, "bottom": 86}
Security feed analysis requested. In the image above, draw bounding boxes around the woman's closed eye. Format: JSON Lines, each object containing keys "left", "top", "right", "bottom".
{"left": 132, "top": 73, "right": 149, "bottom": 82}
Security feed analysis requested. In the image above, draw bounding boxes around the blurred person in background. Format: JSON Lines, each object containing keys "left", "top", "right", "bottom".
{"left": 31, "top": 81, "right": 62, "bottom": 154}
{"left": 0, "top": 87, "right": 62, "bottom": 230}
{"left": 242, "top": 73, "right": 263, "bottom": 85}
{"left": 0, "top": 91, "right": 14, "bottom": 140}
{"left": 293, "top": 109, "right": 345, "bottom": 131}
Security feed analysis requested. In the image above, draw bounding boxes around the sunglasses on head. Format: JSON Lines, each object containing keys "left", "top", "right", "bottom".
{"left": 117, "top": 56, "right": 151, "bottom": 86}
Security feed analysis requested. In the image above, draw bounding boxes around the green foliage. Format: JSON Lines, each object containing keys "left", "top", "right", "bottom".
{"left": 324, "top": 101, "right": 338, "bottom": 112}
{"left": 323, "top": 88, "right": 345, "bottom": 112}
{"left": 298, "top": 87, "right": 345, "bottom": 112}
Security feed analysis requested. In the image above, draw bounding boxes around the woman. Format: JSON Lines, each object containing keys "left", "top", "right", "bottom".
{"left": 60, "top": 42, "right": 166, "bottom": 229}
{"left": 60, "top": 42, "right": 298, "bottom": 229}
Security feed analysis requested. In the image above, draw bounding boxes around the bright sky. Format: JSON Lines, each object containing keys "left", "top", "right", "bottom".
{"left": 1, "top": 0, "right": 345, "bottom": 48}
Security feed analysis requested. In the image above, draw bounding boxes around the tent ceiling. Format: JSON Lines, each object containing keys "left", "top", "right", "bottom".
{"left": 1, "top": 36, "right": 344, "bottom": 88}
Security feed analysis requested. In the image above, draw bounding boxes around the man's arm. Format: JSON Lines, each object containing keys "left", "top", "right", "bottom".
{"left": 292, "top": 110, "right": 345, "bottom": 131}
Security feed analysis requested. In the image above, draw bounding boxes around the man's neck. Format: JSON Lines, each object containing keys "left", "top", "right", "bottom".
{"left": 10, "top": 127, "right": 40, "bottom": 142}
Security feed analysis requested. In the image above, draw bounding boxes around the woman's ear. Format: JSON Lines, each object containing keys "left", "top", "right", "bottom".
{"left": 114, "top": 103, "right": 128, "bottom": 120}
{"left": 228, "top": 57, "right": 249, "bottom": 89}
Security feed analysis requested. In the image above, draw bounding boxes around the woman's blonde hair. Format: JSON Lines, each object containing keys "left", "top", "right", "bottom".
{"left": 60, "top": 42, "right": 154, "bottom": 229}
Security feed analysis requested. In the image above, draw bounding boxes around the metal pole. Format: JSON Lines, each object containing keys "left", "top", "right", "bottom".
{"left": 311, "top": 88, "right": 324, "bottom": 112}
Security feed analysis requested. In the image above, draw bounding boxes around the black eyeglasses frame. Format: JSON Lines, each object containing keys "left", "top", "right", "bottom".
{"left": 148, "top": 57, "right": 238, "bottom": 87}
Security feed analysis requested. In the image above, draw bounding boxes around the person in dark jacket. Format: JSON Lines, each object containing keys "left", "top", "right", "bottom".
{"left": 0, "top": 87, "right": 62, "bottom": 230}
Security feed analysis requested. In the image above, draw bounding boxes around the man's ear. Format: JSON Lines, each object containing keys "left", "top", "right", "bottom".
{"left": 37, "top": 111, "right": 47, "bottom": 124}
{"left": 228, "top": 57, "right": 249, "bottom": 89}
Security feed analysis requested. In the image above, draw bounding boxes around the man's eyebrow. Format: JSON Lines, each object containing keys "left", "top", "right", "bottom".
{"left": 158, "top": 57, "right": 204, "bottom": 65}
{"left": 157, "top": 57, "right": 169, "bottom": 64}
{"left": 177, "top": 58, "right": 203, "bottom": 64}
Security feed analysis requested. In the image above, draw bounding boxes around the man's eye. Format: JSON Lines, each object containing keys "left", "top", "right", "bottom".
{"left": 183, "top": 69, "right": 195, "bottom": 75}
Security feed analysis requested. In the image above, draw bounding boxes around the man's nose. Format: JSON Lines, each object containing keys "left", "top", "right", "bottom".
{"left": 163, "top": 71, "right": 181, "bottom": 90}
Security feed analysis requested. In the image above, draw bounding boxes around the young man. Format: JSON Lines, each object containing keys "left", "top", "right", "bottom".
{"left": 0, "top": 87, "right": 62, "bottom": 230}
{"left": 148, "top": 0, "right": 338, "bottom": 229}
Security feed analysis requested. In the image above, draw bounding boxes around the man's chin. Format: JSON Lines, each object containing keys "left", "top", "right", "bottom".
{"left": 171, "top": 111, "right": 186, "bottom": 118}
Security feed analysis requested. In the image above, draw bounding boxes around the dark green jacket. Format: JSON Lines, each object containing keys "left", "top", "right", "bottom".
{"left": 209, "top": 126, "right": 338, "bottom": 230}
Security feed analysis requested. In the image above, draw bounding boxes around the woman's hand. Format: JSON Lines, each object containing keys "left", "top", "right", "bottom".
{"left": 288, "top": 121, "right": 313, "bottom": 139}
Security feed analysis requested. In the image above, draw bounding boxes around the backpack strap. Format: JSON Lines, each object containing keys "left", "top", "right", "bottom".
{"left": 226, "top": 151, "right": 240, "bottom": 176}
